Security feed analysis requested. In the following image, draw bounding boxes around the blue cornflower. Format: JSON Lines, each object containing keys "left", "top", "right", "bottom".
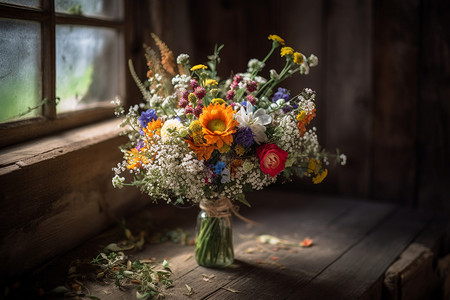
{"left": 139, "top": 109, "right": 158, "bottom": 128}
{"left": 241, "top": 101, "right": 247, "bottom": 107}
{"left": 272, "top": 87, "right": 290, "bottom": 102}
{"left": 214, "top": 161, "right": 226, "bottom": 175}
{"left": 234, "top": 127, "right": 254, "bottom": 148}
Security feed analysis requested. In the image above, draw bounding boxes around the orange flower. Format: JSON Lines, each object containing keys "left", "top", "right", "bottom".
{"left": 199, "top": 103, "right": 238, "bottom": 149}
{"left": 143, "top": 118, "right": 162, "bottom": 139}
{"left": 186, "top": 139, "right": 216, "bottom": 161}
{"left": 297, "top": 109, "right": 316, "bottom": 136}
{"left": 126, "top": 148, "right": 150, "bottom": 169}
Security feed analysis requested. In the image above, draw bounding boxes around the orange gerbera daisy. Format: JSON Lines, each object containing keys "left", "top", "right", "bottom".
{"left": 199, "top": 103, "right": 238, "bottom": 149}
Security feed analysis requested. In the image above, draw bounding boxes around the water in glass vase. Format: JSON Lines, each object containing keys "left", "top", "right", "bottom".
{"left": 195, "top": 210, "right": 234, "bottom": 268}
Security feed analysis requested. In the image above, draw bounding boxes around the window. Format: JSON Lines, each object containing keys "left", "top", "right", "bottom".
{"left": 0, "top": 0, "right": 128, "bottom": 147}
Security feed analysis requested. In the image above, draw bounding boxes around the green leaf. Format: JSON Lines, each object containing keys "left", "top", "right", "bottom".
{"left": 173, "top": 197, "right": 184, "bottom": 206}
{"left": 136, "top": 291, "right": 150, "bottom": 299}
{"left": 283, "top": 167, "right": 292, "bottom": 178}
{"left": 87, "top": 296, "right": 102, "bottom": 300}
{"left": 235, "top": 194, "right": 251, "bottom": 207}
{"left": 162, "top": 259, "right": 171, "bottom": 272}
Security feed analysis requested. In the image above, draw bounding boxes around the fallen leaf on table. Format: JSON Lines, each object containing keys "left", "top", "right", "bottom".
{"left": 183, "top": 284, "right": 195, "bottom": 296}
{"left": 300, "top": 238, "right": 313, "bottom": 247}
{"left": 257, "top": 234, "right": 281, "bottom": 245}
{"left": 220, "top": 286, "right": 240, "bottom": 293}
{"left": 184, "top": 254, "right": 193, "bottom": 261}
{"left": 202, "top": 273, "right": 215, "bottom": 282}
{"left": 245, "top": 247, "right": 256, "bottom": 254}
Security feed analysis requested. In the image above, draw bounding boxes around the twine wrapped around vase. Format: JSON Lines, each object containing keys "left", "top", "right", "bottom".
{"left": 199, "top": 197, "right": 258, "bottom": 226}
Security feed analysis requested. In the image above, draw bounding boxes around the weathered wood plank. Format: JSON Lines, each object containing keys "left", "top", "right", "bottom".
{"left": 206, "top": 199, "right": 395, "bottom": 299}
{"left": 372, "top": 0, "right": 420, "bottom": 204}
{"left": 165, "top": 191, "right": 359, "bottom": 299}
{"left": 322, "top": 0, "right": 373, "bottom": 197}
{"left": 416, "top": 0, "right": 450, "bottom": 215}
{"left": 9, "top": 193, "right": 440, "bottom": 300}
{"left": 290, "top": 209, "right": 428, "bottom": 299}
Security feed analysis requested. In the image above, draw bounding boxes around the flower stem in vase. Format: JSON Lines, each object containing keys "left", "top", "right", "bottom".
{"left": 195, "top": 210, "right": 234, "bottom": 268}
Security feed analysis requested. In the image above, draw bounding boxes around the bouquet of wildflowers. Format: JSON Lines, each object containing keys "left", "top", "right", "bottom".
{"left": 112, "top": 34, "right": 345, "bottom": 266}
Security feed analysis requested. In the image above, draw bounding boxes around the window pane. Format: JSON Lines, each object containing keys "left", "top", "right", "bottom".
{"left": 0, "top": 18, "right": 41, "bottom": 123}
{"left": 0, "top": 0, "right": 40, "bottom": 8}
{"left": 55, "top": 0, "right": 123, "bottom": 20}
{"left": 55, "top": 25, "right": 124, "bottom": 113}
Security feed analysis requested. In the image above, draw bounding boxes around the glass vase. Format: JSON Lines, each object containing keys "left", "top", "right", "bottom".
{"left": 195, "top": 209, "right": 234, "bottom": 268}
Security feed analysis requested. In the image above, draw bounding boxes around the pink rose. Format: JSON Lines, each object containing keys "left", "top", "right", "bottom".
{"left": 256, "top": 143, "right": 288, "bottom": 177}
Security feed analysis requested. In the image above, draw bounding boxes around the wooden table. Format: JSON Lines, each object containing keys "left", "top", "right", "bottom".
{"left": 8, "top": 190, "right": 447, "bottom": 299}
{"left": 80, "top": 190, "right": 446, "bottom": 299}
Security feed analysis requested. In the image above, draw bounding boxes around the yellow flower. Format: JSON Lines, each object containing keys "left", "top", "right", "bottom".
{"left": 205, "top": 79, "right": 218, "bottom": 86}
{"left": 192, "top": 133, "right": 204, "bottom": 145}
{"left": 190, "top": 64, "right": 208, "bottom": 71}
{"left": 308, "top": 158, "right": 323, "bottom": 174}
{"left": 199, "top": 103, "right": 238, "bottom": 149}
{"left": 218, "top": 144, "right": 231, "bottom": 154}
{"left": 313, "top": 169, "right": 328, "bottom": 184}
{"left": 189, "top": 120, "right": 203, "bottom": 134}
{"left": 211, "top": 98, "right": 225, "bottom": 105}
{"left": 268, "top": 34, "right": 285, "bottom": 45}
{"left": 293, "top": 52, "right": 305, "bottom": 65}
{"left": 296, "top": 111, "right": 306, "bottom": 122}
{"left": 235, "top": 144, "right": 245, "bottom": 156}
{"left": 280, "top": 47, "right": 294, "bottom": 57}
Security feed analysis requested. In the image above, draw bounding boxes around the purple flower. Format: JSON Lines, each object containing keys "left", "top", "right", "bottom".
{"left": 226, "top": 90, "right": 236, "bottom": 101}
{"left": 234, "top": 127, "right": 254, "bottom": 148}
{"left": 282, "top": 103, "right": 299, "bottom": 114}
{"left": 190, "top": 79, "right": 198, "bottom": 88}
{"left": 246, "top": 80, "right": 258, "bottom": 93}
{"left": 272, "top": 87, "right": 290, "bottom": 102}
{"left": 195, "top": 86, "right": 206, "bottom": 99}
{"left": 136, "top": 140, "right": 144, "bottom": 151}
{"left": 139, "top": 109, "right": 158, "bottom": 134}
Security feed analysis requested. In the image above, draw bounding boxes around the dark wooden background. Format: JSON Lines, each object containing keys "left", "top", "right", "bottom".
{"left": 128, "top": 0, "right": 450, "bottom": 216}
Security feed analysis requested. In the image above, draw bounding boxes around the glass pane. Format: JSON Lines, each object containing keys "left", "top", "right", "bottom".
{"left": 55, "top": 0, "right": 123, "bottom": 20}
{"left": 0, "top": 0, "right": 40, "bottom": 8}
{"left": 0, "top": 18, "right": 41, "bottom": 123}
{"left": 56, "top": 25, "right": 124, "bottom": 113}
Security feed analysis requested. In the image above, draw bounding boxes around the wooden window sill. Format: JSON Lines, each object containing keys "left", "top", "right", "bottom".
{"left": 0, "top": 117, "right": 124, "bottom": 175}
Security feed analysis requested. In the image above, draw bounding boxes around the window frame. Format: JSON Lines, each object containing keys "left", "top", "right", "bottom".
{"left": 0, "top": 1, "right": 131, "bottom": 148}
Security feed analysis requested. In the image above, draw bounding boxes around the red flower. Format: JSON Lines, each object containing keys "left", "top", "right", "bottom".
{"left": 256, "top": 143, "right": 288, "bottom": 177}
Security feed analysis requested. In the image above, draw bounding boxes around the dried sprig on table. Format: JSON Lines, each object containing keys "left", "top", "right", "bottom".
{"left": 90, "top": 252, "right": 173, "bottom": 299}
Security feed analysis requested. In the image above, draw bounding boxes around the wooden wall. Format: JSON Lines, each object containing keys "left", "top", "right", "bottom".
{"left": 133, "top": 0, "right": 450, "bottom": 215}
